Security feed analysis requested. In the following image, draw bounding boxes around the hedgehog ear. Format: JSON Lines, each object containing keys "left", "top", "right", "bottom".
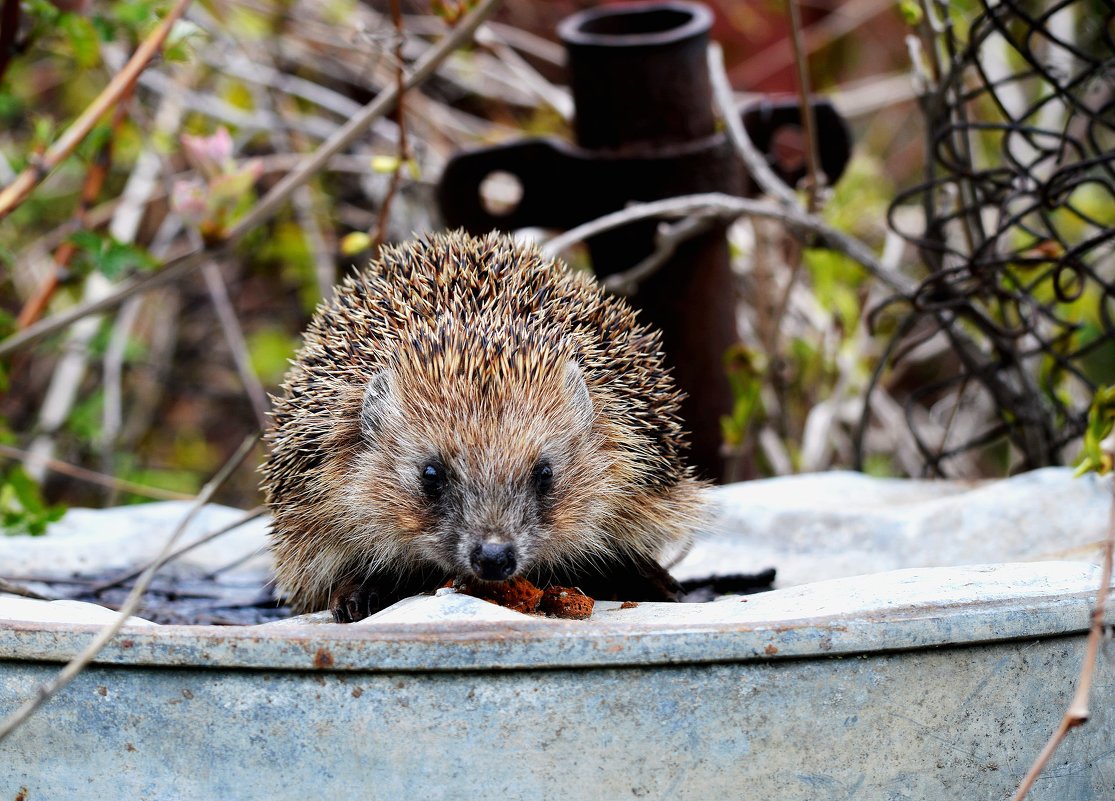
{"left": 361, "top": 369, "right": 395, "bottom": 440}
{"left": 563, "top": 360, "right": 594, "bottom": 429}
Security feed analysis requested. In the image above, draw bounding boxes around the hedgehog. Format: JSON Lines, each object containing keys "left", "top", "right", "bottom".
{"left": 261, "top": 230, "right": 707, "bottom": 622}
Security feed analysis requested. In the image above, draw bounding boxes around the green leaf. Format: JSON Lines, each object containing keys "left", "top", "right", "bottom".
{"left": 898, "top": 0, "right": 923, "bottom": 26}
{"left": 371, "top": 154, "right": 400, "bottom": 174}
{"left": 208, "top": 169, "right": 259, "bottom": 207}
{"left": 8, "top": 468, "right": 46, "bottom": 515}
{"left": 0, "top": 466, "right": 66, "bottom": 537}
{"left": 101, "top": 240, "right": 157, "bottom": 279}
{"left": 24, "top": 0, "right": 61, "bottom": 26}
{"left": 340, "top": 231, "right": 371, "bottom": 256}
{"left": 248, "top": 327, "right": 301, "bottom": 385}
{"left": 68, "top": 231, "right": 158, "bottom": 279}
{"left": 32, "top": 116, "right": 56, "bottom": 149}
{"left": 113, "top": 0, "right": 157, "bottom": 29}
{"left": 0, "top": 308, "right": 15, "bottom": 339}
{"left": 0, "top": 91, "right": 24, "bottom": 123}
{"left": 60, "top": 13, "right": 102, "bottom": 69}
{"left": 79, "top": 122, "right": 113, "bottom": 161}
{"left": 1074, "top": 384, "right": 1115, "bottom": 475}
{"left": 90, "top": 14, "right": 117, "bottom": 42}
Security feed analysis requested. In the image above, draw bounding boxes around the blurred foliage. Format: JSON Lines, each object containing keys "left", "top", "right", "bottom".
{"left": 69, "top": 231, "right": 158, "bottom": 280}
{"left": 247, "top": 327, "right": 300, "bottom": 386}
{"left": 1, "top": 465, "right": 66, "bottom": 536}
{"left": 0, "top": 0, "right": 1103, "bottom": 532}
{"left": 1075, "top": 385, "right": 1115, "bottom": 477}
{"left": 720, "top": 344, "right": 765, "bottom": 452}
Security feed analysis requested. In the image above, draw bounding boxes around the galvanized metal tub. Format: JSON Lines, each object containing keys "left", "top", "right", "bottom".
{"left": 1, "top": 563, "right": 1112, "bottom": 800}
{"left": 2, "top": 470, "right": 1113, "bottom": 800}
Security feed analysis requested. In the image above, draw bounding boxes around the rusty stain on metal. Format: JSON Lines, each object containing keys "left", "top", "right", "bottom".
{"left": 313, "top": 648, "right": 335, "bottom": 669}
{"left": 437, "top": 1, "right": 851, "bottom": 481}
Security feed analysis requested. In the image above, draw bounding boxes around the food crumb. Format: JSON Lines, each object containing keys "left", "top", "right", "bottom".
{"left": 538, "top": 586, "right": 594, "bottom": 619}
{"left": 452, "top": 576, "right": 544, "bottom": 613}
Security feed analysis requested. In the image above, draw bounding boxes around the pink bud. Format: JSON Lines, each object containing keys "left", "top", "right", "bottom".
{"left": 180, "top": 128, "right": 234, "bottom": 177}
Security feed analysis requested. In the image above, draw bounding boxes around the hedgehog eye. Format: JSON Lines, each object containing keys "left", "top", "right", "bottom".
{"left": 533, "top": 461, "right": 554, "bottom": 496}
{"left": 420, "top": 462, "right": 446, "bottom": 500}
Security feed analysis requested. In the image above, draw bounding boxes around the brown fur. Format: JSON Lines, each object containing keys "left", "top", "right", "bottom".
{"left": 261, "top": 231, "right": 706, "bottom": 616}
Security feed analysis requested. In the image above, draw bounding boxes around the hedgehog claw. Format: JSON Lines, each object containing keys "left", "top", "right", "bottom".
{"left": 329, "top": 580, "right": 380, "bottom": 623}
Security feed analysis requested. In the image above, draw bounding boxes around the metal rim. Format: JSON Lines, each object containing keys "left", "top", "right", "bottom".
{"left": 1, "top": 591, "right": 1099, "bottom": 673}
{"left": 557, "top": 1, "right": 712, "bottom": 50}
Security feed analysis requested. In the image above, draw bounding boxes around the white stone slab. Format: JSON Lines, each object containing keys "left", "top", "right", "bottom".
{"left": 0, "top": 595, "right": 155, "bottom": 626}
{"left": 677, "top": 467, "right": 1112, "bottom": 586}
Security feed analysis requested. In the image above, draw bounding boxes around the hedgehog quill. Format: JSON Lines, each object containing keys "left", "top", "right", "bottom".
{"left": 262, "top": 231, "right": 707, "bottom": 622}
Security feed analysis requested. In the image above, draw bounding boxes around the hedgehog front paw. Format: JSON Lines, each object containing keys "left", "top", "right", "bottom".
{"left": 329, "top": 579, "right": 384, "bottom": 623}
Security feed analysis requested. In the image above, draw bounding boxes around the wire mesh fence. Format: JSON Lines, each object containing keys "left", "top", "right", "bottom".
{"left": 878, "top": 0, "right": 1115, "bottom": 475}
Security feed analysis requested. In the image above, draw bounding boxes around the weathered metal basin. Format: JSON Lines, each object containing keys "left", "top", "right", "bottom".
{"left": 2, "top": 469, "right": 1113, "bottom": 800}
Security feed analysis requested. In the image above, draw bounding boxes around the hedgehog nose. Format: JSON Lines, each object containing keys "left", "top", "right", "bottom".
{"left": 470, "top": 542, "right": 517, "bottom": 581}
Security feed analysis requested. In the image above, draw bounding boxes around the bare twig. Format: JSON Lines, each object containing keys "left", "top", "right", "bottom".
{"left": 199, "top": 261, "right": 270, "bottom": 430}
{"left": 16, "top": 91, "right": 133, "bottom": 329}
{"left": 0, "top": 0, "right": 192, "bottom": 220}
{"left": 1010, "top": 474, "right": 1115, "bottom": 800}
{"left": 0, "top": 578, "right": 51, "bottom": 601}
{"left": 734, "top": 0, "right": 893, "bottom": 88}
{"left": 476, "top": 24, "right": 573, "bottom": 120}
{"left": 91, "top": 505, "right": 266, "bottom": 593}
{"left": 0, "top": 434, "right": 258, "bottom": 744}
{"left": 785, "top": 0, "right": 825, "bottom": 211}
{"left": 602, "top": 216, "right": 715, "bottom": 295}
{"left": 369, "top": 0, "right": 411, "bottom": 251}
{"left": 542, "top": 192, "right": 914, "bottom": 296}
{"left": 3, "top": 434, "right": 195, "bottom": 501}
{"left": 100, "top": 295, "right": 142, "bottom": 500}
{"left": 23, "top": 272, "right": 115, "bottom": 482}
{"left": 0, "top": 0, "right": 501, "bottom": 358}
{"left": 708, "top": 44, "right": 797, "bottom": 206}
{"left": 273, "top": 94, "right": 336, "bottom": 300}
{"left": 230, "top": 0, "right": 499, "bottom": 240}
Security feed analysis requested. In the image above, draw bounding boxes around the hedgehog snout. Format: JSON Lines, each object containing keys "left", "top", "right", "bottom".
{"left": 469, "top": 541, "right": 518, "bottom": 581}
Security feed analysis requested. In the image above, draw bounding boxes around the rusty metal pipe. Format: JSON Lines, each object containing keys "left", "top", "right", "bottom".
{"left": 437, "top": 1, "right": 851, "bottom": 482}
{"left": 557, "top": 2, "right": 738, "bottom": 482}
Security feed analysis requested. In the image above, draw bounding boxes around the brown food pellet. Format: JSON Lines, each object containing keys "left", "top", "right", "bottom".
{"left": 454, "top": 576, "right": 544, "bottom": 614}
{"left": 538, "top": 586, "right": 594, "bottom": 620}
{"left": 619, "top": 601, "right": 639, "bottom": 610}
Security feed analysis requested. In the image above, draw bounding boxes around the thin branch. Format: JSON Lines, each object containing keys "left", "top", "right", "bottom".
{"left": 476, "top": 24, "right": 573, "bottom": 120}
{"left": 602, "top": 216, "right": 714, "bottom": 295}
{"left": 542, "top": 192, "right": 915, "bottom": 296}
{"left": 1010, "top": 473, "right": 1115, "bottom": 800}
{"left": 91, "top": 505, "right": 266, "bottom": 593}
{"left": 0, "top": 435, "right": 258, "bottom": 744}
{"left": 0, "top": 0, "right": 501, "bottom": 358}
{"left": 0, "top": 442, "right": 192, "bottom": 500}
{"left": 16, "top": 152, "right": 372, "bottom": 261}
{"left": 16, "top": 90, "right": 134, "bottom": 329}
{"left": 273, "top": 94, "right": 336, "bottom": 300}
{"left": 23, "top": 273, "right": 115, "bottom": 483}
{"left": 708, "top": 44, "right": 798, "bottom": 206}
{"left": 786, "top": 0, "right": 825, "bottom": 210}
{"left": 0, "top": 0, "right": 192, "bottom": 220}
{"left": 228, "top": 0, "right": 500, "bottom": 240}
{"left": 99, "top": 295, "right": 142, "bottom": 503}
{"left": 369, "top": 0, "right": 411, "bottom": 251}
{"left": 0, "top": 578, "right": 51, "bottom": 601}
{"left": 734, "top": 0, "right": 893, "bottom": 89}
{"left": 199, "top": 261, "right": 270, "bottom": 430}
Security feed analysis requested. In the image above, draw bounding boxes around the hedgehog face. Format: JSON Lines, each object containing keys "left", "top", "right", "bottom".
{"left": 353, "top": 354, "right": 618, "bottom": 581}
